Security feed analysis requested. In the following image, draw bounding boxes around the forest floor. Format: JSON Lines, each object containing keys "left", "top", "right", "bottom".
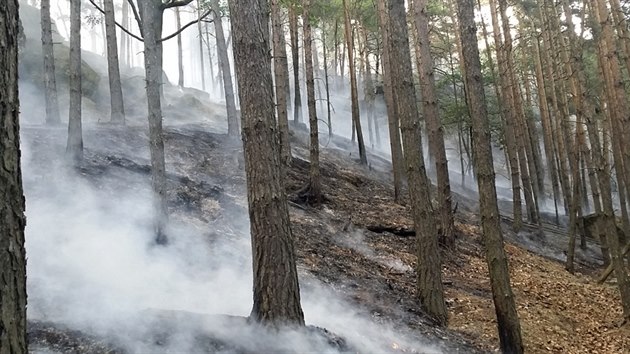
{"left": 20, "top": 121, "right": 630, "bottom": 353}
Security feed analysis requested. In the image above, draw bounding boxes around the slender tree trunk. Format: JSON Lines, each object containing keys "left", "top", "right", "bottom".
{"left": 67, "top": 0, "right": 83, "bottom": 164}
{"left": 321, "top": 22, "right": 332, "bottom": 137}
{"left": 532, "top": 36, "right": 561, "bottom": 223}
{"left": 120, "top": 0, "right": 129, "bottom": 67}
{"left": 229, "top": 0, "right": 305, "bottom": 326}
{"left": 590, "top": 0, "right": 630, "bottom": 320}
{"left": 361, "top": 28, "right": 375, "bottom": 149}
{"left": 41, "top": 0, "right": 61, "bottom": 125}
{"left": 488, "top": 0, "right": 523, "bottom": 230}
{"left": 456, "top": 0, "right": 523, "bottom": 350}
{"left": 176, "top": 7, "right": 184, "bottom": 87}
{"left": 271, "top": 0, "right": 292, "bottom": 165}
{"left": 302, "top": 0, "right": 321, "bottom": 204}
{"left": 103, "top": 0, "right": 125, "bottom": 124}
{"left": 376, "top": 0, "right": 404, "bottom": 202}
{"left": 0, "top": 0, "right": 28, "bottom": 350}
{"left": 205, "top": 21, "right": 216, "bottom": 91}
{"left": 210, "top": 0, "right": 239, "bottom": 136}
{"left": 343, "top": 0, "right": 367, "bottom": 165}
{"left": 139, "top": 1, "right": 168, "bottom": 245}
{"left": 386, "top": 0, "right": 447, "bottom": 326}
{"left": 197, "top": 1, "right": 206, "bottom": 91}
{"left": 498, "top": 0, "right": 539, "bottom": 225}
{"left": 288, "top": 5, "right": 303, "bottom": 124}
{"left": 412, "top": 0, "right": 455, "bottom": 246}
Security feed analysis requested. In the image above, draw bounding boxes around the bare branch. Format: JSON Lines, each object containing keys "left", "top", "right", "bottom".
{"left": 159, "top": 9, "right": 212, "bottom": 42}
{"left": 87, "top": 0, "right": 144, "bottom": 41}
{"left": 127, "top": 0, "right": 144, "bottom": 38}
{"left": 162, "top": 0, "right": 195, "bottom": 10}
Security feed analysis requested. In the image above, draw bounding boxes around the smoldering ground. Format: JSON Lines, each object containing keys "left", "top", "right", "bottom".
{"left": 19, "top": 113, "right": 456, "bottom": 353}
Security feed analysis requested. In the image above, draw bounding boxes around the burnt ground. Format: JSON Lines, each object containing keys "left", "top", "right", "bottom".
{"left": 21, "top": 122, "right": 630, "bottom": 353}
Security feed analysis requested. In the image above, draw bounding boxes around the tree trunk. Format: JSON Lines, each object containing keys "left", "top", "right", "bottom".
{"left": 197, "top": 1, "right": 206, "bottom": 91}
{"left": 229, "top": 0, "right": 305, "bottom": 326}
{"left": 386, "top": 0, "right": 447, "bottom": 326}
{"left": 176, "top": 6, "right": 184, "bottom": 88}
{"left": 343, "top": 0, "right": 367, "bottom": 165}
{"left": 41, "top": 0, "right": 61, "bottom": 125}
{"left": 302, "top": 0, "right": 321, "bottom": 204}
{"left": 375, "top": 0, "right": 404, "bottom": 202}
{"left": 139, "top": 0, "right": 168, "bottom": 245}
{"left": 532, "top": 35, "right": 561, "bottom": 223}
{"left": 120, "top": 0, "right": 129, "bottom": 67}
{"left": 412, "top": 0, "right": 455, "bottom": 246}
{"left": 210, "top": 0, "right": 239, "bottom": 136}
{"left": 361, "top": 28, "right": 375, "bottom": 149}
{"left": 589, "top": 0, "right": 630, "bottom": 320}
{"left": 205, "top": 21, "right": 216, "bottom": 91}
{"left": 321, "top": 22, "right": 332, "bottom": 137}
{"left": 488, "top": 0, "right": 523, "bottom": 231}
{"left": 271, "top": 0, "right": 292, "bottom": 165}
{"left": 455, "top": 0, "right": 524, "bottom": 350}
{"left": 103, "top": 0, "right": 125, "bottom": 124}
{"left": 67, "top": 0, "right": 83, "bottom": 164}
{"left": 0, "top": 0, "right": 28, "bottom": 350}
{"left": 288, "top": 5, "right": 303, "bottom": 124}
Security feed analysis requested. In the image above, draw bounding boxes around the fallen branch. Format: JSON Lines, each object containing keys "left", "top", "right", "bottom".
{"left": 597, "top": 243, "right": 630, "bottom": 284}
{"left": 366, "top": 225, "right": 415, "bottom": 237}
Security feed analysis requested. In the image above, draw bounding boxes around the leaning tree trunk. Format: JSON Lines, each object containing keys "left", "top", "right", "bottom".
{"left": 386, "top": 0, "right": 447, "bottom": 326}
{"left": 229, "top": 0, "right": 305, "bottom": 327}
{"left": 0, "top": 0, "right": 28, "bottom": 351}
{"left": 103, "top": 0, "right": 125, "bottom": 124}
{"left": 210, "top": 0, "right": 239, "bottom": 137}
{"left": 139, "top": 1, "right": 169, "bottom": 245}
{"left": 343, "top": 0, "right": 367, "bottom": 165}
{"left": 271, "top": 0, "right": 292, "bottom": 165}
{"left": 412, "top": 0, "right": 455, "bottom": 246}
{"left": 302, "top": 0, "right": 322, "bottom": 204}
{"left": 67, "top": 0, "right": 83, "bottom": 164}
{"left": 455, "top": 0, "right": 524, "bottom": 351}
{"left": 41, "top": 0, "right": 61, "bottom": 125}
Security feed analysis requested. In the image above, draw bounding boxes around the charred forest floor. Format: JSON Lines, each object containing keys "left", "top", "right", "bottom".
{"left": 20, "top": 121, "right": 630, "bottom": 353}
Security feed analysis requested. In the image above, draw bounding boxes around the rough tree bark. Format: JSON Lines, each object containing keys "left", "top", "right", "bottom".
{"left": 67, "top": 0, "right": 83, "bottom": 164}
{"left": 103, "top": 0, "right": 125, "bottom": 124}
{"left": 0, "top": 0, "right": 28, "bottom": 351}
{"left": 41, "top": 0, "right": 61, "bottom": 125}
{"left": 229, "top": 0, "right": 305, "bottom": 327}
{"left": 455, "top": 0, "right": 524, "bottom": 351}
{"left": 387, "top": 0, "right": 447, "bottom": 326}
